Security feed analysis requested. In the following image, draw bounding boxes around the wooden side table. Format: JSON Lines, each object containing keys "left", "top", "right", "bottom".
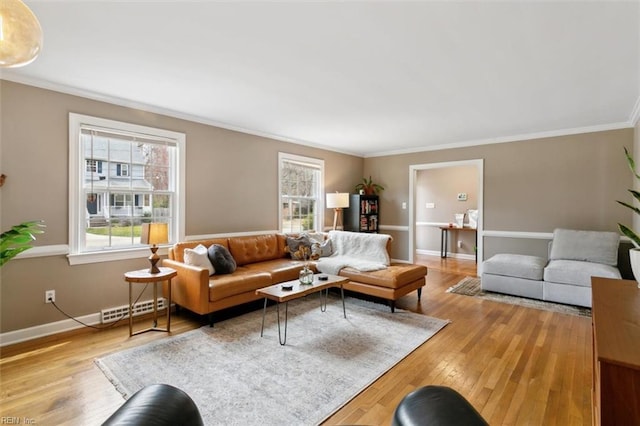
{"left": 123, "top": 267, "right": 177, "bottom": 337}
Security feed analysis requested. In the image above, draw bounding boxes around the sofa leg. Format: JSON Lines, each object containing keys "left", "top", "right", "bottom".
{"left": 208, "top": 313, "right": 214, "bottom": 328}
{"left": 389, "top": 301, "right": 396, "bottom": 313}
{"left": 417, "top": 288, "right": 422, "bottom": 301}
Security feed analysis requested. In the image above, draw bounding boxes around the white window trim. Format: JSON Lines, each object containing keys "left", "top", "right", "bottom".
{"left": 278, "top": 152, "right": 325, "bottom": 233}
{"left": 68, "top": 113, "right": 186, "bottom": 265}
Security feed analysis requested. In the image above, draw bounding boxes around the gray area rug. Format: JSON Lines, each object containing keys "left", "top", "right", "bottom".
{"left": 96, "top": 296, "right": 450, "bottom": 425}
{"left": 447, "top": 276, "right": 591, "bottom": 317}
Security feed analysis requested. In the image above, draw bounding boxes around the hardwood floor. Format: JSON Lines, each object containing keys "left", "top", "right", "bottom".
{"left": 0, "top": 256, "right": 592, "bottom": 425}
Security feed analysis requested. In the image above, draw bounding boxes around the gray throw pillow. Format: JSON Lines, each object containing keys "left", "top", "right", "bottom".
{"left": 312, "top": 239, "right": 333, "bottom": 258}
{"left": 207, "top": 244, "right": 237, "bottom": 274}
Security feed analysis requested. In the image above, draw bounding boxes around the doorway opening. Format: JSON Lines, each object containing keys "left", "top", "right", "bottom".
{"left": 409, "top": 159, "right": 484, "bottom": 275}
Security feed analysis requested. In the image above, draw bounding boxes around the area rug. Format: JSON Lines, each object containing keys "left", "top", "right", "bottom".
{"left": 95, "top": 296, "right": 450, "bottom": 425}
{"left": 447, "top": 276, "right": 591, "bottom": 317}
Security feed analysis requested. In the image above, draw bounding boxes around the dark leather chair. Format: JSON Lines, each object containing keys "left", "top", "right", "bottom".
{"left": 102, "top": 383, "right": 204, "bottom": 426}
{"left": 392, "top": 385, "right": 488, "bottom": 426}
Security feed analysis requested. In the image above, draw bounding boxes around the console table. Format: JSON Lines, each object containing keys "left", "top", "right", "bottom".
{"left": 439, "top": 226, "right": 477, "bottom": 262}
{"left": 591, "top": 277, "right": 640, "bottom": 425}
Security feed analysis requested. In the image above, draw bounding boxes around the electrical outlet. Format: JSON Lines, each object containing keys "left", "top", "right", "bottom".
{"left": 45, "top": 290, "right": 55, "bottom": 303}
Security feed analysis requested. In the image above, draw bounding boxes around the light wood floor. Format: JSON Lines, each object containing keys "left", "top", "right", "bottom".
{"left": 0, "top": 256, "right": 592, "bottom": 425}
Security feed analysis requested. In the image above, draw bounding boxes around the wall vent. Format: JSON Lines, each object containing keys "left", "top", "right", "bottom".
{"left": 100, "top": 298, "right": 167, "bottom": 323}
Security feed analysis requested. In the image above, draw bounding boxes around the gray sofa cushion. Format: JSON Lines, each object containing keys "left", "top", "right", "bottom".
{"left": 544, "top": 259, "right": 622, "bottom": 287}
{"left": 548, "top": 228, "right": 619, "bottom": 266}
{"left": 482, "top": 254, "right": 546, "bottom": 280}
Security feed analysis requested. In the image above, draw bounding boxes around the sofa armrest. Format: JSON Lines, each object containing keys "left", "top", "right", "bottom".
{"left": 163, "top": 259, "right": 211, "bottom": 315}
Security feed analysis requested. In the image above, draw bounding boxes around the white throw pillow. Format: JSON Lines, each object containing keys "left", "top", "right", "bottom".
{"left": 184, "top": 244, "right": 215, "bottom": 275}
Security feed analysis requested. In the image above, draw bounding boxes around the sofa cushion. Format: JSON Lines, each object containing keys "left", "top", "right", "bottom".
{"left": 208, "top": 269, "right": 271, "bottom": 301}
{"left": 227, "top": 234, "right": 282, "bottom": 266}
{"left": 544, "top": 259, "right": 622, "bottom": 287}
{"left": 183, "top": 244, "right": 214, "bottom": 275}
{"left": 482, "top": 254, "right": 546, "bottom": 280}
{"left": 207, "top": 244, "right": 237, "bottom": 274}
{"left": 549, "top": 228, "right": 620, "bottom": 266}
{"left": 339, "top": 263, "right": 427, "bottom": 289}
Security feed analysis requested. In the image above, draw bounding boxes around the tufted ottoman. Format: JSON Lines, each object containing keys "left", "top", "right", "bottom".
{"left": 392, "top": 385, "right": 488, "bottom": 426}
{"left": 482, "top": 253, "right": 546, "bottom": 299}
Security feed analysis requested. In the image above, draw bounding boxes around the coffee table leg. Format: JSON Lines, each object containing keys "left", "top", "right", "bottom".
{"left": 320, "top": 288, "right": 328, "bottom": 312}
{"left": 340, "top": 283, "right": 346, "bottom": 318}
{"left": 260, "top": 298, "right": 268, "bottom": 337}
{"left": 276, "top": 301, "right": 288, "bottom": 345}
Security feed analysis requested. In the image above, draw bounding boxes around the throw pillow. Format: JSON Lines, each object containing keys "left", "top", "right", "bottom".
{"left": 312, "top": 239, "right": 333, "bottom": 258}
{"left": 286, "top": 235, "right": 312, "bottom": 260}
{"left": 183, "top": 244, "right": 215, "bottom": 275}
{"left": 207, "top": 244, "right": 237, "bottom": 274}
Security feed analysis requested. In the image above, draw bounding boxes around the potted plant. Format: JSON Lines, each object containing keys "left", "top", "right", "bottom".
{"left": 0, "top": 220, "right": 45, "bottom": 267}
{"left": 355, "top": 176, "right": 384, "bottom": 195}
{"left": 616, "top": 147, "right": 640, "bottom": 287}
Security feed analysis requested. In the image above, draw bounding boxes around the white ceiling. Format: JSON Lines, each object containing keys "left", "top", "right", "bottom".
{"left": 3, "top": 1, "right": 640, "bottom": 157}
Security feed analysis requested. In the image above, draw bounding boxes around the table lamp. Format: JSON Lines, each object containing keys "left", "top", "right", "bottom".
{"left": 326, "top": 192, "right": 350, "bottom": 230}
{"left": 140, "top": 222, "right": 169, "bottom": 273}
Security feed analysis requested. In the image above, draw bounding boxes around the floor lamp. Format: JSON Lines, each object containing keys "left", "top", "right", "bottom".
{"left": 326, "top": 193, "right": 350, "bottom": 230}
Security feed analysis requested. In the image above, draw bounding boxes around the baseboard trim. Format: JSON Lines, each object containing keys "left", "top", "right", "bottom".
{"left": 0, "top": 312, "right": 101, "bottom": 347}
{"left": 416, "top": 249, "right": 475, "bottom": 260}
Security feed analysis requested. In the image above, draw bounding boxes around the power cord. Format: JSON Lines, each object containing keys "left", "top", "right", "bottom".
{"left": 48, "top": 284, "right": 150, "bottom": 330}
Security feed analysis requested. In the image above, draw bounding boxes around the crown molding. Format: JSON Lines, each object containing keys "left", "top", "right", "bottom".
{"left": 365, "top": 121, "right": 634, "bottom": 158}
{"left": 2, "top": 74, "right": 636, "bottom": 159}
{"left": 0, "top": 74, "right": 364, "bottom": 158}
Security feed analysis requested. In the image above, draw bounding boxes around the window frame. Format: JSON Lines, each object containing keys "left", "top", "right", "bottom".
{"left": 278, "top": 152, "right": 325, "bottom": 233}
{"left": 68, "top": 113, "right": 186, "bottom": 265}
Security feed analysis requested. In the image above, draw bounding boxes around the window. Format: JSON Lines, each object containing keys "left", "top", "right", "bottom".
{"left": 69, "top": 113, "right": 185, "bottom": 265}
{"left": 116, "top": 163, "right": 130, "bottom": 177}
{"left": 278, "top": 153, "right": 324, "bottom": 233}
{"left": 86, "top": 159, "right": 102, "bottom": 173}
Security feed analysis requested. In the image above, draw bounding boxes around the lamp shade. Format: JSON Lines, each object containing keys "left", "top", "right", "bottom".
{"left": 141, "top": 222, "right": 169, "bottom": 245}
{"left": 326, "top": 192, "right": 350, "bottom": 209}
{"left": 0, "top": 0, "right": 43, "bottom": 68}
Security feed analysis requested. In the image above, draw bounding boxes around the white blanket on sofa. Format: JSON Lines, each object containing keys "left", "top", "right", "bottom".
{"left": 316, "top": 231, "right": 391, "bottom": 275}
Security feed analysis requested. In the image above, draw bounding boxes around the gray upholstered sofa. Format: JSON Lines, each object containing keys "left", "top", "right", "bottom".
{"left": 482, "top": 229, "right": 622, "bottom": 308}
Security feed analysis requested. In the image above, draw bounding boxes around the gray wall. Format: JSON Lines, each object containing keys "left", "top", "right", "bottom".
{"left": 365, "top": 128, "right": 634, "bottom": 260}
{"left": 0, "top": 81, "right": 363, "bottom": 332}
{"left": 0, "top": 79, "right": 636, "bottom": 334}
{"left": 415, "top": 165, "right": 478, "bottom": 256}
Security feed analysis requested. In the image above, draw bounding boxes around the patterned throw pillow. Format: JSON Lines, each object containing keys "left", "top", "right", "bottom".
{"left": 183, "top": 244, "right": 215, "bottom": 275}
{"left": 285, "top": 235, "right": 313, "bottom": 260}
{"left": 207, "top": 244, "right": 237, "bottom": 274}
{"left": 312, "top": 239, "right": 333, "bottom": 258}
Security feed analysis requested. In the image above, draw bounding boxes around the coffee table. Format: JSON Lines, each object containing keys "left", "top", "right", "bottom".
{"left": 256, "top": 274, "right": 348, "bottom": 345}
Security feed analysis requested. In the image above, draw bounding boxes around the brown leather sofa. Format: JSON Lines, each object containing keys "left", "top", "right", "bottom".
{"left": 162, "top": 233, "right": 427, "bottom": 325}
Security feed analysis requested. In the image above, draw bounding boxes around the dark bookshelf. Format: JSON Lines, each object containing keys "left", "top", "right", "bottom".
{"left": 344, "top": 194, "right": 379, "bottom": 233}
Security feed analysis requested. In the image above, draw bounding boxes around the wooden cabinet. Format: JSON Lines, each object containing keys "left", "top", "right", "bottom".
{"left": 591, "top": 277, "right": 640, "bottom": 426}
{"left": 344, "top": 194, "right": 379, "bottom": 233}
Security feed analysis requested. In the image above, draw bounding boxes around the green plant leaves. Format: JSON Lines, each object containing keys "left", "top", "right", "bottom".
{"left": 0, "top": 220, "right": 45, "bottom": 267}
{"left": 618, "top": 147, "right": 640, "bottom": 248}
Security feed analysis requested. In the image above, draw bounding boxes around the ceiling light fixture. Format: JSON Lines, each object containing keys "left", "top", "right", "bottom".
{"left": 0, "top": 0, "right": 43, "bottom": 68}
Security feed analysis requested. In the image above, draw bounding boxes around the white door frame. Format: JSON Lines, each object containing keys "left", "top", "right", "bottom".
{"left": 408, "top": 159, "right": 484, "bottom": 274}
